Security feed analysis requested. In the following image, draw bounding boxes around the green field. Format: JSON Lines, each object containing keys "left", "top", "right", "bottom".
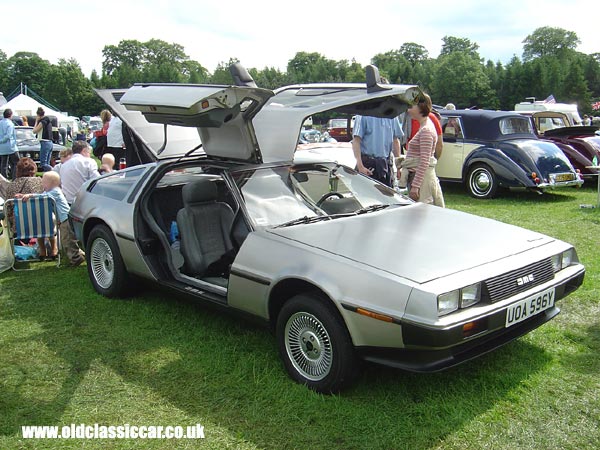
{"left": 1, "top": 183, "right": 599, "bottom": 449}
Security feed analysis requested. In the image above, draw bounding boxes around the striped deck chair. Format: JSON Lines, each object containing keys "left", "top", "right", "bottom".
{"left": 5, "top": 196, "right": 61, "bottom": 269}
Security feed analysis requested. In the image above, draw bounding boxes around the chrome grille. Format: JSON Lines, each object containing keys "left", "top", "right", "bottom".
{"left": 483, "top": 259, "right": 554, "bottom": 303}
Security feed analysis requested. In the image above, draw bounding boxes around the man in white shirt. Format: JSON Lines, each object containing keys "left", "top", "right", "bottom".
{"left": 60, "top": 140, "right": 100, "bottom": 204}
{"left": 106, "top": 115, "right": 125, "bottom": 168}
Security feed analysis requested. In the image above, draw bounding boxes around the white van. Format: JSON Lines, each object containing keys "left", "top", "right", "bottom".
{"left": 515, "top": 99, "right": 583, "bottom": 126}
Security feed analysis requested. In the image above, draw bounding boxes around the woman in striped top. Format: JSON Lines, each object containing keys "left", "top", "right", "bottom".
{"left": 404, "top": 94, "right": 445, "bottom": 207}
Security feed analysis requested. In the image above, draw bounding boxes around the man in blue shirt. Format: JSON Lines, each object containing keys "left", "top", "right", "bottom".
{"left": 0, "top": 109, "right": 20, "bottom": 180}
{"left": 352, "top": 113, "right": 403, "bottom": 187}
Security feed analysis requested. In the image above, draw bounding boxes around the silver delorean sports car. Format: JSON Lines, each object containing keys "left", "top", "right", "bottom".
{"left": 70, "top": 66, "right": 585, "bottom": 393}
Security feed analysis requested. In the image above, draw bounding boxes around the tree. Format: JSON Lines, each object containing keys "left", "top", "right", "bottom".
{"left": 100, "top": 39, "right": 206, "bottom": 87}
{"left": 249, "top": 66, "right": 289, "bottom": 89}
{"left": 583, "top": 55, "right": 600, "bottom": 97}
{"left": 6, "top": 52, "right": 51, "bottom": 95}
{"left": 0, "top": 50, "right": 9, "bottom": 94}
{"left": 440, "top": 36, "right": 480, "bottom": 59}
{"left": 399, "top": 42, "right": 429, "bottom": 64}
{"left": 561, "top": 59, "right": 591, "bottom": 112}
{"left": 44, "top": 59, "right": 101, "bottom": 117}
{"left": 287, "top": 52, "right": 340, "bottom": 83}
{"left": 432, "top": 52, "right": 494, "bottom": 108}
{"left": 210, "top": 58, "right": 239, "bottom": 85}
{"left": 182, "top": 60, "right": 209, "bottom": 84}
{"left": 522, "top": 26, "right": 580, "bottom": 61}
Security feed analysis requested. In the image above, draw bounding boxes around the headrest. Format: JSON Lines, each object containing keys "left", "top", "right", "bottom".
{"left": 182, "top": 179, "right": 218, "bottom": 205}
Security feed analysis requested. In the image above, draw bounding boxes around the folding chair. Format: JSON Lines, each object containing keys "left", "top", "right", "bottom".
{"left": 5, "top": 196, "right": 61, "bottom": 270}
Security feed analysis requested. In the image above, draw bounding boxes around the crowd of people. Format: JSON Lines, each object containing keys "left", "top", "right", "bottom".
{"left": 0, "top": 108, "right": 126, "bottom": 267}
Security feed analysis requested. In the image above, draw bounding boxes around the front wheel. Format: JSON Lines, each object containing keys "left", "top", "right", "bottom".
{"left": 466, "top": 164, "right": 498, "bottom": 199}
{"left": 86, "top": 225, "right": 129, "bottom": 297}
{"left": 276, "top": 293, "right": 360, "bottom": 393}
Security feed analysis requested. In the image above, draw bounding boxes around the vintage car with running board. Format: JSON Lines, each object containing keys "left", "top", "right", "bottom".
{"left": 437, "top": 109, "right": 583, "bottom": 198}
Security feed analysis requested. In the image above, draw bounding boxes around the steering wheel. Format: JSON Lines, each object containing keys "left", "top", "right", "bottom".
{"left": 316, "top": 192, "right": 344, "bottom": 207}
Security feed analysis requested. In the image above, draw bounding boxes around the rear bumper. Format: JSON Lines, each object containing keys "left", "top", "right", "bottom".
{"left": 537, "top": 178, "right": 584, "bottom": 190}
{"left": 356, "top": 266, "right": 585, "bottom": 373}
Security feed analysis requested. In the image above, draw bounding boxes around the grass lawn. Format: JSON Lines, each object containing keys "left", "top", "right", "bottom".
{"left": 1, "top": 183, "right": 599, "bottom": 449}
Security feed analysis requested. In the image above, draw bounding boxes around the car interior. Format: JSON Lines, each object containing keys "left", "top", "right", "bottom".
{"left": 145, "top": 166, "right": 250, "bottom": 291}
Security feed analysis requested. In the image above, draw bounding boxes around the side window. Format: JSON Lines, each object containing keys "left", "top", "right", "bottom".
{"left": 90, "top": 167, "right": 146, "bottom": 201}
{"left": 443, "top": 117, "right": 463, "bottom": 139}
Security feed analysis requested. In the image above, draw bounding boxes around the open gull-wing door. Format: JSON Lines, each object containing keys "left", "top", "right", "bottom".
{"left": 253, "top": 66, "right": 421, "bottom": 163}
{"left": 117, "top": 84, "right": 273, "bottom": 162}
{"left": 95, "top": 88, "right": 203, "bottom": 161}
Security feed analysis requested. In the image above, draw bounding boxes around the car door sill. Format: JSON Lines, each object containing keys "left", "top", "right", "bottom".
{"left": 177, "top": 273, "right": 228, "bottom": 297}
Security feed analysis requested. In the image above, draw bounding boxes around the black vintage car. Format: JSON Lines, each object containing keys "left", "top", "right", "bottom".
{"left": 15, "top": 126, "right": 63, "bottom": 169}
{"left": 437, "top": 110, "right": 583, "bottom": 198}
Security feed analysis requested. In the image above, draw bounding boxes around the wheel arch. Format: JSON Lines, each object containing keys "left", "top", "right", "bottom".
{"left": 267, "top": 278, "right": 345, "bottom": 331}
{"left": 82, "top": 218, "right": 112, "bottom": 248}
{"left": 462, "top": 146, "right": 535, "bottom": 188}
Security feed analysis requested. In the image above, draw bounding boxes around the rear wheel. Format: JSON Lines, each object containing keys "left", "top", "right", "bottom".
{"left": 467, "top": 164, "right": 498, "bottom": 199}
{"left": 276, "top": 293, "right": 360, "bottom": 393}
{"left": 86, "top": 225, "right": 129, "bottom": 297}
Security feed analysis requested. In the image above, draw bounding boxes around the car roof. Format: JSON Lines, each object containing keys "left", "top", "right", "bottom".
{"left": 439, "top": 109, "right": 536, "bottom": 141}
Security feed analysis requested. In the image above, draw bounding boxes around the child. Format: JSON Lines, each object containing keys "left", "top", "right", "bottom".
{"left": 21, "top": 172, "right": 84, "bottom": 265}
{"left": 53, "top": 148, "right": 73, "bottom": 176}
{"left": 99, "top": 152, "right": 115, "bottom": 175}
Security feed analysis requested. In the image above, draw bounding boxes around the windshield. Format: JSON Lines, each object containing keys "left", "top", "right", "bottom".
{"left": 233, "top": 163, "right": 410, "bottom": 228}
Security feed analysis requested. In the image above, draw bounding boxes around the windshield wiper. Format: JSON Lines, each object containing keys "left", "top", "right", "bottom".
{"left": 275, "top": 215, "right": 331, "bottom": 228}
{"left": 356, "top": 204, "right": 391, "bottom": 215}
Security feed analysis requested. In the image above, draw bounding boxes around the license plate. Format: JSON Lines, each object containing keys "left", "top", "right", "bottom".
{"left": 340, "top": 130, "right": 347, "bottom": 135}
{"left": 554, "top": 173, "right": 574, "bottom": 182}
{"left": 505, "top": 287, "right": 555, "bottom": 327}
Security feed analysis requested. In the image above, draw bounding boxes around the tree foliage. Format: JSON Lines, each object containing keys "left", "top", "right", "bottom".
{"left": 522, "top": 26, "right": 580, "bottom": 61}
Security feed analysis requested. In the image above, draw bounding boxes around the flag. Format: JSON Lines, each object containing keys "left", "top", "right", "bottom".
{"left": 592, "top": 101, "right": 600, "bottom": 111}
{"left": 543, "top": 95, "right": 556, "bottom": 104}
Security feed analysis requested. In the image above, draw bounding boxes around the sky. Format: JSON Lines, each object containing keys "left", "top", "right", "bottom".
{"left": 3, "top": 0, "right": 599, "bottom": 77}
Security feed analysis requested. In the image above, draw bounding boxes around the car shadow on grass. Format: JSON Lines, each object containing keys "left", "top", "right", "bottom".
{"left": 0, "top": 267, "right": 556, "bottom": 449}
{"left": 442, "top": 182, "right": 584, "bottom": 204}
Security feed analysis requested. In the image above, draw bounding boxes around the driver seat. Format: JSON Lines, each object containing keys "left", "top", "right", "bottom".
{"left": 176, "top": 179, "right": 234, "bottom": 284}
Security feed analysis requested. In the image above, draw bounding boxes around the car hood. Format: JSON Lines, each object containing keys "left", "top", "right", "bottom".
{"left": 98, "top": 81, "right": 420, "bottom": 163}
{"left": 267, "top": 203, "right": 552, "bottom": 284}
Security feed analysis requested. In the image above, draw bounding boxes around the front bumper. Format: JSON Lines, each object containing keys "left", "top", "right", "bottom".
{"left": 356, "top": 265, "right": 584, "bottom": 372}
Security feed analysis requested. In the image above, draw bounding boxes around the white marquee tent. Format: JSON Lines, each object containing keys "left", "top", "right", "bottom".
{"left": 0, "top": 93, "right": 77, "bottom": 130}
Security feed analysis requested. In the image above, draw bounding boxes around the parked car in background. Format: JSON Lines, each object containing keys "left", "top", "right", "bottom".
{"left": 515, "top": 99, "right": 583, "bottom": 126}
{"left": 541, "top": 126, "right": 600, "bottom": 178}
{"left": 70, "top": 68, "right": 585, "bottom": 393}
{"left": 15, "top": 126, "right": 63, "bottom": 169}
{"left": 325, "top": 117, "right": 354, "bottom": 142}
{"left": 298, "top": 128, "right": 336, "bottom": 144}
{"left": 520, "top": 111, "right": 571, "bottom": 134}
{"left": 437, "top": 110, "right": 583, "bottom": 198}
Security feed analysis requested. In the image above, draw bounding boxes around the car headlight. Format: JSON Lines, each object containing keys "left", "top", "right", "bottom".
{"left": 461, "top": 283, "right": 481, "bottom": 308}
{"left": 438, "top": 291, "right": 459, "bottom": 316}
{"left": 551, "top": 249, "right": 575, "bottom": 272}
{"left": 438, "top": 283, "right": 482, "bottom": 316}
